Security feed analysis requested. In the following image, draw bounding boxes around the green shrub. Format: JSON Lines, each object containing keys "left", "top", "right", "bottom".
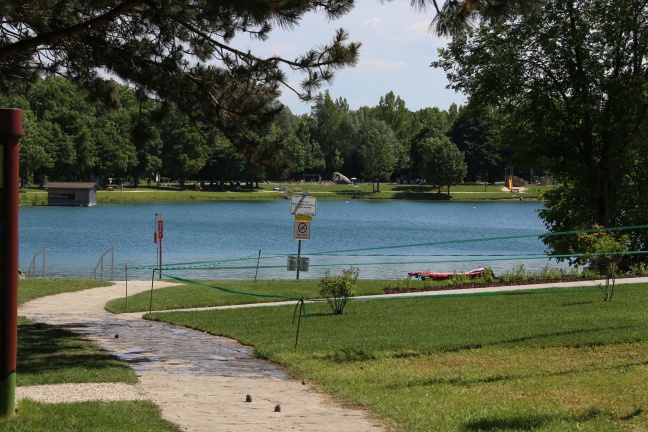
{"left": 474, "top": 267, "right": 496, "bottom": 283}
{"left": 447, "top": 272, "right": 472, "bottom": 286}
{"left": 19, "top": 193, "right": 47, "bottom": 206}
{"left": 629, "top": 262, "right": 648, "bottom": 276}
{"left": 319, "top": 267, "right": 359, "bottom": 314}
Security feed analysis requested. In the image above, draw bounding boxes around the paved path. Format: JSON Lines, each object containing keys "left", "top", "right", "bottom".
{"left": 18, "top": 281, "right": 384, "bottom": 432}
{"left": 18, "top": 276, "right": 648, "bottom": 430}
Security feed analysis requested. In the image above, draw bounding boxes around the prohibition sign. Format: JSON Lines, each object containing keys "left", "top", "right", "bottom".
{"left": 294, "top": 221, "right": 311, "bottom": 240}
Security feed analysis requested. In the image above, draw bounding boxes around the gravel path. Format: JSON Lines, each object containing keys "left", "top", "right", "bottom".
{"left": 18, "top": 281, "right": 384, "bottom": 432}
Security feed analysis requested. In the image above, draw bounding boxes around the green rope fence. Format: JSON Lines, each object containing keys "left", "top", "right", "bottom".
{"left": 130, "top": 224, "right": 648, "bottom": 346}
{"left": 127, "top": 224, "right": 648, "bottom": 271}
{"left": 149, "top": 271, "right": 308, "bottom": 325}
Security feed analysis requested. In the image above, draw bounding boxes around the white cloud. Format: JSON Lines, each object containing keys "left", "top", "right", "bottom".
{"left": 359, "top": 58, "right": 409, "bottom": 71}
{"left": 406, "top": 20, "right": 433, "bottom": 37}
{"left": 362, "top": 17, "right": 382, "bottom": 28}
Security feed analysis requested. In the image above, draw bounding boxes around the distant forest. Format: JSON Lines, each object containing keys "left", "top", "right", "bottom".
{"left": 4, "top": 77, "right": 516, "bottom": 190}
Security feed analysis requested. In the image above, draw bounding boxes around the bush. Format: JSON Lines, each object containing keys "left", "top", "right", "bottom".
{"left": 474, "top": 267, "right": 496, "bottom": 283}
{"left": 630, "top": 262, "right": 648, "bottom": 276}
{"left": 319, "top": 267, "right": 359, "bottom": 314}
{"left": 447, "top": 272, "right": 472, "bottom": 286}
{"left": 499, "top": 264, "right": 529, "bottom": 283}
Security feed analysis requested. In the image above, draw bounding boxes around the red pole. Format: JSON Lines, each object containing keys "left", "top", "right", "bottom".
{"left": 156, "top": 214, "right": 163, "bottom": 280}
{"left": 0, "top": 108, "right": 22, "bottom": 417}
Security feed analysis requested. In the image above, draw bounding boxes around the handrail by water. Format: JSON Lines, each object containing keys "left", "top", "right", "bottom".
{"left": 91, "top": 247, "right": 114, "bottom": 280}
{"left": 27, "top": 247, "right": 46, "bottom": 279}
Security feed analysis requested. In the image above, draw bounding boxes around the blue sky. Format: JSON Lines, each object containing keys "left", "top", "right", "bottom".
{"left": 238, "top": 2, "right": 466, "bottom": 115}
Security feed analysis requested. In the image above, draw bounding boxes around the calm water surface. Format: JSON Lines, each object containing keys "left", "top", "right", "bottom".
{"left": 19, "top": 200, "right": 553, "bottom": 280}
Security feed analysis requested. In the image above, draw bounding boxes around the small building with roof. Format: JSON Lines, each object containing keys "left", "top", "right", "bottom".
{"left": 44, "top": 182, "right": 98, "bottom": 206}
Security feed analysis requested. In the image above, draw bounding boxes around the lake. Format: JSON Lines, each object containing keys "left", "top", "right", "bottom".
{"left": 19, "top": 200, "right": 554, "bottom": 281}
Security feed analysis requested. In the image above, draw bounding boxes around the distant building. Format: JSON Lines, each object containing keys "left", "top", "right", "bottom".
{"left": 44, "top": 182, "right": 98, "bottom": 206}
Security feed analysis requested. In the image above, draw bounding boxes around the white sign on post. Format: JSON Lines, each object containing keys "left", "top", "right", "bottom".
{"left": 294, "top": 221, "right": 311, "bottom": 240}
{"left": 290, "top": 195, "right": 317, "bottom": 216}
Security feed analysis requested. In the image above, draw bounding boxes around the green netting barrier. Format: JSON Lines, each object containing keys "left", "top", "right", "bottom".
{"left": 128, "top": 253, "right": 258, "bottom": 270}
{"left": 131, "top": 224, "right": 648, "bottom": 335}
{"left": 152, "top": 271, "right": 308, "bottom": 324}
{"left": 128, "top": 224, "right": 648, "bottom": 271}
{"left": 134, "top": 250, "right": 648, "bottom": 272}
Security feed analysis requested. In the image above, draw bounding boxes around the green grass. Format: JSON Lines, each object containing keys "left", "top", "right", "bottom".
{"left": 106, "top": 279, "right": 391, "bottom": 313}
{"left": 17, "top": 317, "right": 137, "bottom": 386}
{"left": 18, "top": 183, "right": 553, "bottom": 205}
{"left": 18, "top": 279, "right": 112, "bottom": 305}
{"left": 12, "top": 279, "right": 176, "bottom": 430}
{"left": 105, "top": 270, "right": 590, "bottom": 314}
{"left": 146, "top": 283, "right": 648, "bottom": 431}
{"left": 0, "top": 399, "right": 181, "bottom": 431}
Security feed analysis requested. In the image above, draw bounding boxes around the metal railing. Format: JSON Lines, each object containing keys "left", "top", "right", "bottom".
{"left": 27, "top": 247, "right": 46, "bottom": 279}
{"left": 91, "top": 247, "right": 114, "bottom": 281}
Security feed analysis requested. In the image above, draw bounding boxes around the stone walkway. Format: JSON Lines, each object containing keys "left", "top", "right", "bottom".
{"left": 18, "top": 281, "right": 384, "bottom": 432}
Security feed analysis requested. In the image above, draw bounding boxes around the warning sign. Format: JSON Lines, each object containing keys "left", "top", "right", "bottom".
{"left": 290, "top": 195, "right": 317, "bottom": 216}
{"left": 294, "top": 221, "right": 311, "bottom": 240}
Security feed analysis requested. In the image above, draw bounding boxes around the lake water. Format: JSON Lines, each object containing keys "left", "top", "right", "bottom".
{"left": 19, "top": 200, "right": 554, "bottom": 281}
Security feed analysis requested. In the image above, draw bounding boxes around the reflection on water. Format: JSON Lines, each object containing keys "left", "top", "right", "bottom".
{"left": 19, "top": 200, "right": 556, "bottom": 280}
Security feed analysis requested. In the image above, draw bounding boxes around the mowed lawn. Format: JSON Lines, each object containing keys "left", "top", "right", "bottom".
{"left": 146, "top": 284, "right": 648, "bottom": 431}
{"left": 3, "top": 280, "right": 181, "bottom": 432}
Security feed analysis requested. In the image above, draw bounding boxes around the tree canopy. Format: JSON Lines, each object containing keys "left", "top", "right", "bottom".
{"left": 434, "top": 0, "right": 648, "bottom": 261}
{"left": 0, "top": 0, "right": 360, "bottom": 151}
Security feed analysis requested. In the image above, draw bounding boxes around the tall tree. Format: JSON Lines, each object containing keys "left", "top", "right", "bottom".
{"left": 158, "top": 109, "right": 209, "bottom": 186}
{"left": 449, "top": 106, "right": 504, "bottom": 183}
{"left": 309, "top": 91, "right": 347, "bottom": 177}
{"left": 200, "top": 136, "right": 246, "bottom": 190}
{"left": 417, "top": 136, "right": 467, "bottom": 194}
{"left": 434, "top": 0, "right": 648, "bottom": 261}
{"left": 409, "top": 107, "right": 451, "bottom": 178}
{"left": 358, "top": 118, "right": 397, "bottom": 192}
{"left": 18, "top": 110, "right": 54, "bottom": 186}
{"left": 0, "top": 1, "right": 360, "bottom": 154}
{"left": 372, "top": 91, "right": 413, "bottom": 170}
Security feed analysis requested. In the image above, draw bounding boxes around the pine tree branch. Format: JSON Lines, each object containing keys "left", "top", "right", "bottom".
{"left": 0, "top": 0, "right": 146, "bottom": 60}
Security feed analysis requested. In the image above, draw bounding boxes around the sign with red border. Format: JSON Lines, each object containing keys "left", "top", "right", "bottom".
{"left": 294, "top": 221, "right": 310, "bottom": 240}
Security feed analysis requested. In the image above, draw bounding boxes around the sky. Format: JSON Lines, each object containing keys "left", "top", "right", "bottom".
{"left": 236, "top": 2, "right": 466, "bottom": 116}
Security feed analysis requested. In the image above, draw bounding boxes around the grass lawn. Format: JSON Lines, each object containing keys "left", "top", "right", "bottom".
{"left": 0, "top": 400, "right": 180, "bottom": 431}
{"left": 146, "top": 283, "right": 648, "bottom": 431}
{"left": 19, "top": 183, "right": 552, "bottom": 205}
{"left": 18, "top": 279, "right": 112, "bottom": 305}
{"left": 9, "top": 279, "right": 180, "bottom": 431}
{"left": 105, "top": 279, "right": 391, "bottom": 313}
{"left": 16, "top": 317, "right": 137, "bottom": 386}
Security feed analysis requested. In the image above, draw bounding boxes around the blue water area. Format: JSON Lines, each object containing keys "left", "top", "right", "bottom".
{"left": 19, "top": 200, "right": 552, "bottom": 280}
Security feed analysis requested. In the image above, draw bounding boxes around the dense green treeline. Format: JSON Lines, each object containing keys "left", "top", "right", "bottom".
{"left": 3, "top": 78, "right": 511, "bottom": 191}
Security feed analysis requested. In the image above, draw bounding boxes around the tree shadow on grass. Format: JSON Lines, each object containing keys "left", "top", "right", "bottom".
{"left": 17, "top": 321, "right": 132, "bottom": 383}
{"left": 461, "top": 407, "right": 614, "bottom": 431}
{"left": 392, "top": 192, "right": 451, "bottom": 201}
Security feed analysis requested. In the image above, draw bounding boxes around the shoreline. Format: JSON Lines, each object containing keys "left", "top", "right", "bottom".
{"left": 18, "top": 183, "right": 548, "bottom": 206}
